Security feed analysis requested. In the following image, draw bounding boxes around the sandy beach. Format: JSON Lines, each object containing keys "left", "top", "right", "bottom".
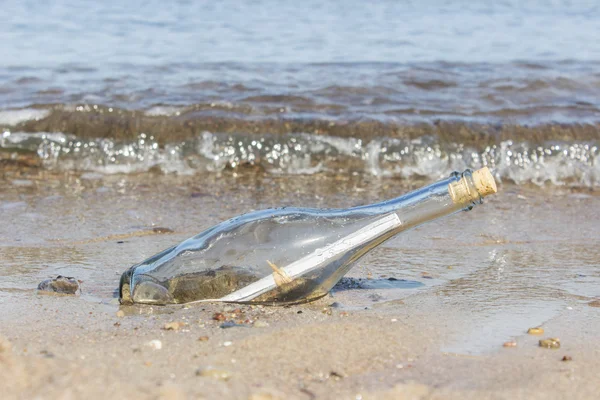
{"left": 1, "top": 169, "right": 599, "bottom": 400}
{"left": 2, "top": 2, "right": 600, "bottom": 397}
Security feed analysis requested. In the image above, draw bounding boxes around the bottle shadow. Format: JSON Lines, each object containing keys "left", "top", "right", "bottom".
{"left": 332, "top": 277, "right": 425, "bottom": 293}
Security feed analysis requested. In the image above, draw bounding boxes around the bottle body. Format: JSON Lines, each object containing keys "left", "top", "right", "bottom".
{"left": 120, "top": 168, "right": 496, "bottom": 305}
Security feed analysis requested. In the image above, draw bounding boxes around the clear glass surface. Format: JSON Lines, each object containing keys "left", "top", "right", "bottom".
{"left": 120, "top": 170, "right": 481, "bottom": 305}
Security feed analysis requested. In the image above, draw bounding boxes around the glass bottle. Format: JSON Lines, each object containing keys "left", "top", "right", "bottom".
{"left": 120, "top": 167, "right": 497, "bottom": 305}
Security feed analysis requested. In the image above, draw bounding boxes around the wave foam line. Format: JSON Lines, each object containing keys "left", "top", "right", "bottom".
{"left": 1, "top": 130, "right": 599, "bottom": 187}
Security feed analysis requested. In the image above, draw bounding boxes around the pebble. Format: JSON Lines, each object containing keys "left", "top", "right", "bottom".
{"left": 329, "top": 371, "right": 344, "bottom": 380}
{"left": 223, "top": 341, "right": 233, "bottom": 347}
{"left": 213, "top": 313, "right": 227, "bottom": 321}
{"left": 196, "top": 367, "right": 231, "bottom": 381}
{"left": 198, "top": 336, "right": 209, "bottom": 342}
{"left": 146, "top": 339, "right": 163, "bottom": 350}
{"left": 588, "top": 300, "right": 600, "bottom": 308}
{"left": 39, "top": 349, "right": 54, "bottom": 358}
{"left": 253, "top": 320, "right": 269, "bottom": 328}
{"left": 539, "top": 338, "right": 560, "bottom": 349}
{"left": 152, "top": 227, "right": 174, "bottom": 234}
{"left": 37, "top": 275, "right": 80, "bottom": 294}
{"left": 220, "top": 321, "right": 248, "bottom": 329}
{"left": 163, "top": 321, "right": 187, "bottom": 331}
{"left": 503, "top": 341, "right": 517, "bottom": 348}
{"left": 562, "top": 355, "right": 573, "bottom": 361}
{"left": 527, "top": 327, "right": 544, "bottom": 335}
{"left": 116, "top": 310, "right": 125, "bottom": 318}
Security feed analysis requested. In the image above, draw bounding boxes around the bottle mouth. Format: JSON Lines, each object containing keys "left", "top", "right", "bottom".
{"left": 119, "top": 267, "right": 134, "bottom": 305}
{"left": 448, "top": 167, "right": 497, "bottom": 205}
{"left": 472, "top": 167, "right": 497, "bottom": 197}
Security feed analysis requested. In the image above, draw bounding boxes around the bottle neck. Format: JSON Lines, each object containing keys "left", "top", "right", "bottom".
{"left": 352, "top": 171, "right": 469, "bottom": 213}
{"left": 351, "top": 169, "right": 490, "bottom": 233}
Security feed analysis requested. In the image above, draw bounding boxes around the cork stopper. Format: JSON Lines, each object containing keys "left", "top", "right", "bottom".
{"left": 448, "top": 167, "right": 497, "bottom": 204}
{"left": 472, "top": 167, "right": 497, "bottom": 197}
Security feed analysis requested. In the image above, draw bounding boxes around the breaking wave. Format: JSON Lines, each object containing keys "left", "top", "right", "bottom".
{"left": 2, "top": 130, "right": 598, "bottom": 187}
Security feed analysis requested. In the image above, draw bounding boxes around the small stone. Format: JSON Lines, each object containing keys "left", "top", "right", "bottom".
{"left": 561, "top": 355, "right": 573, "bottom": 361}
{"left": 253, "top": 320, "right": 269, "bottom": 328}
{"left": 527, "top": 327, "right": 544, "bottom": 335}
{"left": 329, "top": 371, "right": 344, "bottom": 380}
{"left": 196, "top": 367, "right": 231, "bottom": 381}
{"left": 152, "top": 227, "right": 174, "bottom": 234}
{"left": 198, "top": 336, "right": 209, "bottom": 342}
{"left": 37, "top": 275, "right": 80, "bottom": 295}
{"left": 539, "top": 338, "right": 560, "bottom": 349}
{"left": 116, "top": 310, "right": 125, "bottom": 318}
{"left": 587, "top": 300, "right": 600, "bottom": 308}
{"left": 40, "top": 349, "right": 54, "bottom": 358}
{"left": 220, "top": 321, "right": 247, "bottom": 329}
{"left": 223, "top": 341, "right": 233, "bottom": 347}
{"left": 146, "top": 339, "right": 163, "bottom": 350}
{"left": 213, "top": 313, "right": 227, "bottom": 321}
{"left": 503, "top": 341, "right": 517, "bottom": 348}
{"left": 163, "top": 321, "right": 186, "bottom": 331}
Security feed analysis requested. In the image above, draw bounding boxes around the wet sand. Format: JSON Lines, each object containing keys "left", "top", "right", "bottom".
{"left": 1, "top": 170, "right": 599, "bottom": 399}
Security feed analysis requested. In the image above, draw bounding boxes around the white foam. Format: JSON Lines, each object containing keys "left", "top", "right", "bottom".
{"left": 2, "top": 129, "right": 598, "bottom": 187}
{"left": 145, "top": 106, "right": 184, "bottom": 117}
{"left": 0, "top": 109, "right": 50, "bottom": 126}
{"left": 304, "top": 133, "right": 362, "bottom": 156}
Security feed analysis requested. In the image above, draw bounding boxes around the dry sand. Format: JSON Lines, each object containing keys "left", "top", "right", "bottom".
{"left": 2, "top": 295, "right": 599, "bottom": 400}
